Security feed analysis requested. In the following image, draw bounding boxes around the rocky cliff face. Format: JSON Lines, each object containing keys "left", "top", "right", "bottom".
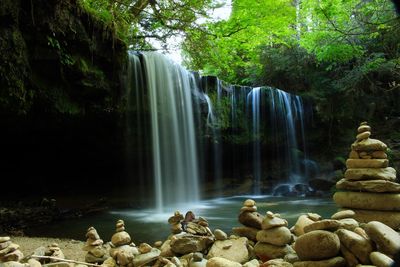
{"left": 0, "top": 0, "right": 126, "bottom": 115}
{"left": 0, "top": 0, "right": 129, "bottom": 198}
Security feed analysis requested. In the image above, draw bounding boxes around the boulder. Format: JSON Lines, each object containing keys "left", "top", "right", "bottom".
{"left": 346, "top": 159, "right": 388, "bottom": 169}
{"left": 256, "top": 227, "right": 292, "bottom": 246}
{"left": 294, "top": 230, "right": 340, "bottom": 261}
{"left": 364, "top": 221, "right": 400, "bottom": 256}
{"left": 207, "top": 237, "right": 249, "bottom": 264}
{"left": 205, "top": 257, "right": 241, "bottom": 267}
{"left": 351, "top": 138, "right": 387, "bottom": 152}
{"left": 303, "top": 219, "right": 341, "bottom": 233}
{"left": 336, "top": 228, "right": 373, "bottom": 264}
{"left": 254, "top": 242, "right": 292, "bottom": 261}
{"left": 349, "top": 209, "right": 400, "bottom": 229}
{"left": 333, "top": 191, "right": 400, "bottom": 211}
{"left": 336, "top": 179, "right": 400, "bottom": 193}
{"left": 239, "top": 212, "right": 264, "bottom": 229}
{"left": 292, "top": 256, "right": 346, "bottom": 267}
{"left": 344, "top": 167, "right": 396, "bottom": 181}
{"left": 369, "top": 251, "right": 394, "bottom": 267}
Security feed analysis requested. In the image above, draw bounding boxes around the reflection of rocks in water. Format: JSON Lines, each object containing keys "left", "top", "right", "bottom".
{"left": 272, "top": 183, "right": 312, "bottom": 197}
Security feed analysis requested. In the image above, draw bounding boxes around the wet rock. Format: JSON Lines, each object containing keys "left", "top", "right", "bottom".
{"left": 364, "top": 221, "right": 400, "bottom": 256}
{"left": 294, "top": 230, "right": 340, "bottom": 261}
{"left": 207, "top": 237, "right": 249, "bottom": 264}
{"left": 338, "top": 218, "right": 359, "bottom": 230}
{"left": 335, "top": 229, "right": 373, "bottom": 264}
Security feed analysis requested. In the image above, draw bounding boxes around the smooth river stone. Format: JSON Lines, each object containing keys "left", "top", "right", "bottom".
{"left": 346, "top": 159, "right": 388, "bottom": 169}
{"left": 349, "top": 150, "right": 359, "bottom": 159}
{"left": 256, "top": 226, "right": 292, "bottom": 246}
{"left": 348, "top": 209, "right": 400, "bottom": 229}
{"left": 351, "top": 138, "right": 387, "bottom": 152}
{"left": 254, "top": 242, "right": 292, "bottom": 261}
{"left": 232, "top": 226, "right": 258, "bottom": 242}
{"left": 238, "top": 211, "right": 264, "bottom": 229}
{"left": 365, "top": 221, "right": 400, "bottom": 256}
{"left": 303, "top": 219, "right": 341, "bottom": 233}
{"left": 369, "top": 251, "right": 394, "bottom": 267}
{"left": 356, "top": 131, "right": 371, "bottom": 141}
{"left": 335, "top": 229, "right": 373, "bottom": 264}
{"left": 357, "top": 125, "right": 371, "bottom": 133}
{"left": 344, "top": 167, "right": 396, "bottom": 181}
{"left": 293, "top": 215, "right": 315, "bottom": 236}
{"left": 372, "top": 151, "right": 388, "bottom": 159}
{"left": 331, "top": 210, "right": 355, "bottom": 220}
{"left": 336, "top": 178, "right": 400, "bottom": 193}
{"left": 294, "top": 230, "right": 340, "bottom": 261}
{"left": 207, "top": 237, "right": 249, "bottom": 264}
{"left": 334, "top": 191, "right": 400, "bottom": 211}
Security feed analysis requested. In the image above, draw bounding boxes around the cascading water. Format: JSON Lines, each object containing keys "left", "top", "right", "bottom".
{"left": 127, "top": 51, "right": 311, "bottom": 205}
{"left": 128, "top": 52, "right": 200, "bottom": 212}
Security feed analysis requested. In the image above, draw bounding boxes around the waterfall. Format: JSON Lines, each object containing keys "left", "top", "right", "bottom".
{"left": 127, "top": 51, "right": 310, "bottom": 204}
{"left": 128, "top": 52, "right": 200, "bottom": 211}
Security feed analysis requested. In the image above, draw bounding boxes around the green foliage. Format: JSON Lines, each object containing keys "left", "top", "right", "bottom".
{"left": 47, "top": 34, "right": 74, "bottom": 66}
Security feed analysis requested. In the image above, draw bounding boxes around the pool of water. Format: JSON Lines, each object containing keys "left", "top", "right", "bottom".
{"left": 27, "top": 195, "right": 337, "bottom": 244}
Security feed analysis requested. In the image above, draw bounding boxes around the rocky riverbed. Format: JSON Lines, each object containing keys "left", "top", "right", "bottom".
{"left": 1, "top": 123, "right": 400, "bottom": 267}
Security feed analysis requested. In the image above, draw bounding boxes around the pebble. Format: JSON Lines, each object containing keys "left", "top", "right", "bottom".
{"left": 331, "top": 210, "right": 355, "bottom": 220}
{"left": 364, "top": 221, "right": 400, "bottom": 256}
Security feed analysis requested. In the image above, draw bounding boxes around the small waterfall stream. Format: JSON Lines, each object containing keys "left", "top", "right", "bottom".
{"left": 127, "top": 51, "right": 312, "bottom": 209}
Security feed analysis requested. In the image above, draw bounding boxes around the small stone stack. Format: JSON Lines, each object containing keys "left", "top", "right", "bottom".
{"left": 83, "top": 226, "right": 107, "bottom": 263}
{"left": 168, "top": 211, "right": 184, "bottom": 234}
{"left": 0, "top": 237, "right": 24, "bottom": 263}
{"left": 109, "top": 219, "right": 138, "bottom": 267}
{"left": 232, "top": 199, "right": 264, "bottom": 242}
{"left": 333, "top": 122, "right": 400, "bottom": 229}
{"left": 45, "top": 243, "right": 65, "bottom": 262}
{"left": 254, "top": 211, "right": 293, "bottom": 261}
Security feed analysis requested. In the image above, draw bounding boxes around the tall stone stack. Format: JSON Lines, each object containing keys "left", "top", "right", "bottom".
{"left": 83, "top": 226, "right": 108, "bottom": 263}
{"left": 0, "top": 237, "right": 24, "bottom": 263}
{"left": 109, "top": 219, "right": 139, "bottom": 267}
{"left": 253, "top": 211, "right": 293, "bottom": 261}
{"left": 232, "top": 199, "right": 264, "bottom": 242}
{"left": 333, "top": 122, "right": 400, "bottom": 229}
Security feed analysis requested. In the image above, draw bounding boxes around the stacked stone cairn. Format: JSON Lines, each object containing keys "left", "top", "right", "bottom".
{"left": 83, "top": 226, "right": 107, "bottom": 263}
{"left": 45, "top": 243, "right": 65, "bottom": 262}
{"left": 333, "top": 122, "right": 400, "bottom": 229}
{"left": 232, "top": 199, "right": 264, "bottom": 242}
{"left": 108, "top": 219, "right": 139, "bottom": 267}
{"left": 0, "top": 237, "right": 24, "bottom": 263}
{"left": 254, "top": 211, "right": 294, "bottom": 262}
